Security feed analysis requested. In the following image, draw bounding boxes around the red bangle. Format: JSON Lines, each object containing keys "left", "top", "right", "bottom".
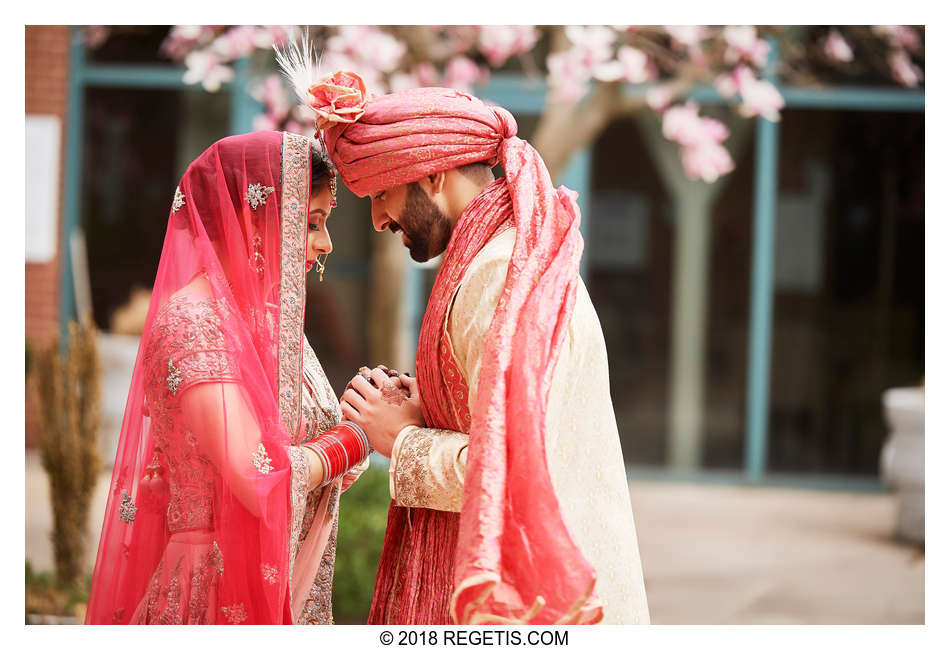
{"left": 303, "top": 422, "right": 370, "bottom": 487}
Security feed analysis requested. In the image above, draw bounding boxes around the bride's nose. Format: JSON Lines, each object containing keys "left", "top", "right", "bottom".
{"left": 310, "top": 230, "right": 332, "bottom": 257}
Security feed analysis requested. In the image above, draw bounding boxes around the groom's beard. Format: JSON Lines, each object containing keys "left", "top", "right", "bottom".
{"left": 396, "top": 182, "right": 453, "bottom": 263}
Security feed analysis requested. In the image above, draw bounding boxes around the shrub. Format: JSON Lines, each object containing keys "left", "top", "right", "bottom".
{"left": 333, "top": 463, "right": 391, "bottom": 623}
{"left": 34, "top": 316, "right": 102, "bottom": 586}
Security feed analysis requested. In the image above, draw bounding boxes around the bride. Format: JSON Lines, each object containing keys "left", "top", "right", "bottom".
{"left": 85, "top": 130, "right": 369, "bottom": 624}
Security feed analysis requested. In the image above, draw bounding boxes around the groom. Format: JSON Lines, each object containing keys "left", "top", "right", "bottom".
{"left": 314, "top": 74, "right": 649, "bottom": 624}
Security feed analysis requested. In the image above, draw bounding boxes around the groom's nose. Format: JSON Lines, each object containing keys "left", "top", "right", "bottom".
{"left": 370, "top": 199, "right": 391, "bottom": 232}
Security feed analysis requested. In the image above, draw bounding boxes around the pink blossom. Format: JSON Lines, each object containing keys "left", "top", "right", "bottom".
{"left": 723, "top": 25, "right": 770, "bottom": 68}
{"left": 85, "top": 26, "right": 110, "bottom": 49}
{"left": 662, "top": 102, "right": 705, "bottom": 146}
{"left": 720, "top": 66, "right": 784, "bottom": 121}
{"left": 356, "top": 29, "right": 407, "bottom": 73}
{"left": 873, "top": 25, "right": 922, "bottom": 53}
{"left": 317, "top": 51, "right": 383, "bottom": 94}
{"left": 211, "top": 25, "right": 258, "bottom": 61}
{"left": 546, "top": 50, "right": 590, "bottom": 104}
{"left": 388, "top": 73, "right": 418, "bottom": 93}
{"left": 292, "top": 103, "right": 314, "bottom": 123}
{"left": 283, "top": 119, "right": 311, "bottom": 136}
{"left": 444, "top": 56, "right": 486, "bottom": 93}
{"left": 327, "top": 26, "right": 405, "bottom": 73}
{"left": 326, "top": 25, "right": 369, "bottom": 55}
{"left": 477, "top": 26, "right": 538, "bottom": 67}
{"left": 162, "top": 25, "right": 217, "bottom": 61}
{"left": 592, "top": 61, "right": 625, "bottom": 83}
{"left": 593, "top": 46, "right": 654, "bottom": 84}
{"left": 565, "top": 25, "right": 616, "bottom": 69}
{"left": 714, "top": 72, "right": 738, "bottom": 98}
{"left": 646, "top": 84, "right": 675, "bottom": 112}
{"left": 251, "top": 75, "right": 290, "bottom": 121}
{"left": 253, "top": 25, "right": 296, "bottom": 49}
{"left": 414, "top": 63, "right": 439, "bottom": 87}
{"left": 823, "top": 29, "right": 854, "bottom": 63}
{"left": 617, "top": 46, "right": 655, "bottom": 83}
{"left": 664, "top": 25, "right": 709, "bottom": 49}
{"left": 252, "top": 113, "right": 281, "bottom": 132}
{"left": 445, "top": 26, "right": 480, "bottom": 55}
{"left": 662, "top": 101, "right": 734, "bottom": 183}
{"left": 182, "top": 51, "right": 234, "bottom": 92}
{"left": 681, "top": 140, "right": 735, "bottom": 183}
{"left": 662, "top": 102, "right": 729, "bottom": 147}
{"left": 888, "top": 50, "right": 922, "bottom": 87}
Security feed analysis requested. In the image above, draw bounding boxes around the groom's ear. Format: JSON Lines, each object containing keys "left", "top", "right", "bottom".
{"left": 421, "top": 171, "right": 447, "bottom": 197}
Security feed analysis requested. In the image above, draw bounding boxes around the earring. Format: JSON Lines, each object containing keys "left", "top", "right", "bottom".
{"left": 250, "top": 233, "right": 265, "bottom": 276}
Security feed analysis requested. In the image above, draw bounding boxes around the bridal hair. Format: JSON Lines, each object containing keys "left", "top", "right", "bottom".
{"left": 311, "top": 143, "right": 336, "bottom": 193}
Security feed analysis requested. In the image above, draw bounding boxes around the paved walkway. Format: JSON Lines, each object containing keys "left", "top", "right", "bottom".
{"left": 628, "top": 480, "right": 924, "bottom": 623}
{"left": 25, "top": 452, "right": 923, "bottom": 624}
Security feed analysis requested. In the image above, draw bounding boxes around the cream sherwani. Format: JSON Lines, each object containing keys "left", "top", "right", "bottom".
{"left": 388, "top": 228, "right": 650, "bottom": 624}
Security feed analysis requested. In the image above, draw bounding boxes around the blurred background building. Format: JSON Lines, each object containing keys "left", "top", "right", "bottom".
{"left": 25, "top": 25, "right": 924, "bottom": 624}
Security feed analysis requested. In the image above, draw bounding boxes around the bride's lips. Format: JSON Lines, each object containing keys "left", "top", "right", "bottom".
{"left": 306, "top": 260, "right": 315, "bottom": 271}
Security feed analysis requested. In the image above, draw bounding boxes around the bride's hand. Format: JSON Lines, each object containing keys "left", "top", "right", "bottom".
{"left": 340, "top": 368, "right": 424, "bottom": 458}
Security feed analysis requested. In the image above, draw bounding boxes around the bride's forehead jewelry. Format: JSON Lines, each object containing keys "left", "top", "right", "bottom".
{"left": 329, "top": 175, "right": 338, "bottom": 208}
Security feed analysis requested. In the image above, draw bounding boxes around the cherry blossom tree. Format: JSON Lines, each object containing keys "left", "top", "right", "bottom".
{"left": 138, "top": 25, "right": 924, "bottom": 184}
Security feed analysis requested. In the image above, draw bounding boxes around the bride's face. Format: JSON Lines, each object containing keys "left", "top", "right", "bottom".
{"left": 306, "top": 182, "right": 334, "bottom": 273}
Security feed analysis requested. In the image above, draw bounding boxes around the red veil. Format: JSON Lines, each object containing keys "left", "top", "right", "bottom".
{"left": 86, "top": 131, "right": 313, "bottom": 624}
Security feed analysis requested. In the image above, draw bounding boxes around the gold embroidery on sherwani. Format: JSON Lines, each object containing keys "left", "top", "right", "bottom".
{"left": 392, "top": 428, "right": 468, "bottom": 512}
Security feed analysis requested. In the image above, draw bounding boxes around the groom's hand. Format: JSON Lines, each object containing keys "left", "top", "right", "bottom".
{"left": 341, "top": 367, "right": 424, "bottom": 458}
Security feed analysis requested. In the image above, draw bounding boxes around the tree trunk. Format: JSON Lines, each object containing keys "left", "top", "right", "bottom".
{"left": 633, "top": 110, "right": 753, "bottom": 470}
{"left": 367, "top": 231, "right": 410, "bottom": 371}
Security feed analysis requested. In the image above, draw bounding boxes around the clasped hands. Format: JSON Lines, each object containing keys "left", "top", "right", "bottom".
{"left": 340, "top": 365, "right": 424, "bottom": 458}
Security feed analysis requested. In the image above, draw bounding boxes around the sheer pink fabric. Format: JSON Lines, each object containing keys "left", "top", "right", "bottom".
{"left": 448, "top": 139, "right": 602, "bottom": 624}
{"left": 86, "top": 131, "right": 314, "bottom": 624}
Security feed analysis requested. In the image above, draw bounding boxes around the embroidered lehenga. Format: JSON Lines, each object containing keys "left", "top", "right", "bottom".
{"left": 86, "top": 131, "right": 359, "bottom": 625}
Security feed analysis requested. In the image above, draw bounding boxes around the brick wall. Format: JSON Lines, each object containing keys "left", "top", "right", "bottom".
{"left": 26, "top": 26, "right": 71, "bottom": 447}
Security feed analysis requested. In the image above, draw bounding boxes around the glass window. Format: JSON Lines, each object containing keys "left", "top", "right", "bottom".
{"left": 769, "top": 109, "right": 924, "bottom": 475}
{"left": 82, "top": 86, "right": 231, "bottom": 329}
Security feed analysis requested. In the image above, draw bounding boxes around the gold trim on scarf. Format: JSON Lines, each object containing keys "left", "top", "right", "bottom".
{"left": 278, "top": 132, "right": 310, "bottom": 436}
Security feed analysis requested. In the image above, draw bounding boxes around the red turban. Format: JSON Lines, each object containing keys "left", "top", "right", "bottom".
{"left": 321, "top": 85, "right": 517, "bottom": 197}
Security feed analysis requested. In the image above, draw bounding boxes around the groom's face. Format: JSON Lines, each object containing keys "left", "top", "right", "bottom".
{"left": 370, "top": 182, "right": 452, "bottom": 263}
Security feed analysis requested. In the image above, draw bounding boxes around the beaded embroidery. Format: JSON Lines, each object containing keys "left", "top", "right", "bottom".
{"left": 166, "top": 358, "right": 183, "bottom": 395}
{"left": 210, "top": 541, "right": 224, "bottom": 576}
{"left": 261, "top": 562, "right": 278, "bottom": 585}
{"left": 246, "top": 183, "right": 275, "bottom": 210}
{"left": 221, "top": 603, "right": 247, "bottom": 624}
{"left": 252, "top": 443, "right": 273, "bottom": 474}
{"left": 172, "top": 186, "right": 185, "bottom": 213}
{"left": 119, "top": 489, "right": 137, "bottom": 524}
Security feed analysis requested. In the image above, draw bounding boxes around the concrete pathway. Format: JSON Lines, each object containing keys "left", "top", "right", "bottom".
{"left": 628, "top": 481, "right": 924, "bottom": 624}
